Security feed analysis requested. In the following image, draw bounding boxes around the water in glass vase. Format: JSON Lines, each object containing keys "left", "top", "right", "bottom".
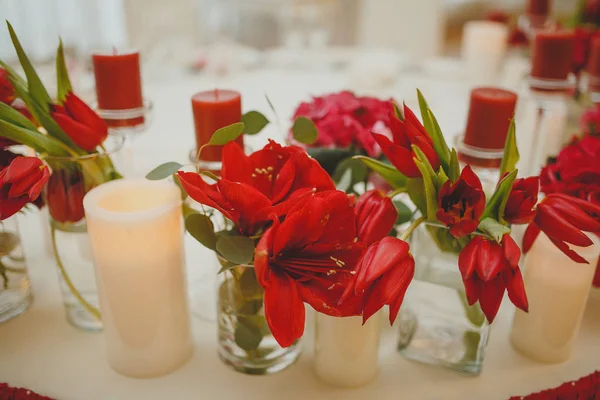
{"left": 397, "top": 224, "right": 490, "bottom": 376}
{"left": 216, "top": 256, "right": 301, "bottom": 375}
{"left": 0, "top": 216, "right": 31, "bottom": 323}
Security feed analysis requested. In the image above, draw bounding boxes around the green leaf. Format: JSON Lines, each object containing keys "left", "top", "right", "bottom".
{"left": 353, "top": 156, "right": 406, "bottom": 189}
{"left": 414, "top": 157, "right": 438, "bottom": 221}
{"left": 239, "top": 268, "right": 262, "bottom": 298}
{"left": 406, "top": 178, "right": 427, "bottom": 216}
{"left": 416, "top": 90, "right": 451, "bottom": 170}
{"left": 216, "top": 234, "right": 255, "bottom": 265}
{"left": 185, "top": 213, "right": 216, "bottom": 250}
{"left": 208, "top": 122, "right": 245, "bottom": 146}
{"left": 435, "top": 166, "right": 449, "bottom": 192}
{"left": 7, "top": 22, "right": 52, "bottom": 110}
{"left": 499, "top": 120, "right": 519, "bottom": 177}
{"left": 336, "top": 168, "right": 353, "bottom": 192}
{"left": 0, "top": 119, "right": 69, "bottom": 155}
{"left": 241, "top": 111, "right": 269, "bottom": 135}
{"left": 307, "top": 147, "right": 355, "bottom": 175}
{"left": 392, "top": 102, "right": 403, "bottom": 120}
{"left": 394, "top": 200, "right": 413, "bottom": 225}
{"left": 56, "top": 39, "right": 72, "bottom": 103}
{"left": 412, "top": 145, "right": 436, "bottom": 180}
{"left": 0, "top": 102, "right": 37, "bottom": 130}
{"left": 234, "top": 318, "right": 263, "bottom": 351}
{"left": 145, "top": 162, "right": 183, "bottom": 180}
{"left": 449, "top": 148, "right": 460, "bottom": 182}
{"left": 478, "top": 218, "right": 511, "bottom": 243}
{"left": 482, "top": 169, "right": 518, "bottom": 224}
{"left": 291, "top": 116, "right": 318, "bottom": 145}
{"left": 199, "top": 170, "right": 219, "bottom": 181}
{"left": 417, "top": 89, "right": 433, "bottom": 132}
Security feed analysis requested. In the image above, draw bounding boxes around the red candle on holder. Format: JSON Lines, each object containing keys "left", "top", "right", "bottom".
{"left": 459, "top": 87, "right": 518, "bottom": 168}
{"left": 526, "top": 0, "right": 550, "bottom": 17}
{"left": 531, "top": 30, "right": 575, "bottom": 81}
{"left": 587, "top": 37, "right": 600, "bottom": 92}
{"left": 92, "top": 50, "right": 144, "bottom": 128}
{"left": 192, "top": 89, "right": 243, "bottom": 163}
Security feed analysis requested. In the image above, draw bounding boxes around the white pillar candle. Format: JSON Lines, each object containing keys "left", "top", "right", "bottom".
{"left": 313, "top": 313, "right": 381, "bottom": 387}
{"left": 510, "top": 232, "right": 600, "bottom": 363}
{"left": 461, "top": 21, "right": 508, "bottom": 86}
{"left": 83, "top": 179, "right": 193, "bottom": 378}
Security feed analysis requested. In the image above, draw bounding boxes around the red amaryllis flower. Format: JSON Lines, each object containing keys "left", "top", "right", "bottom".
{"left": 458, "top": 234, "right": 528, "bottom": 323}
{"left": 221, "top": 140, "right": 334, "bottom": 203}
{"left": 0, "top": 156, "right": 50, "bottom": 220}
{"left": 523, "top": 193, "right": 600, "bottom": 263}
{"left": 373, "top": 104, "right": 441, "bottom": 178}
{"left": 0, "top": 67, "right": 15, "bottom": 105}
{"left": 437, "top": 166, "right": 485, "bottom": 237}
{"left": 340, "top": 236, "right": 415, "bottom": 324}
{"left": 504, "top": 177, "right": 539, "bottom": 224}
{"left": 355, "top": 189, "right": 397, "bottom": 244}
{"left": 46, "top": 168, "right": 86, "bottom": 223}
{"left": 51, "top": 92, "right": 108, "bottom": 152}
{"left": 290, "top": 91, "right": 395, "bottom": 157}
{"left": 254, "top": 190, "right": 367, "bottom": 347}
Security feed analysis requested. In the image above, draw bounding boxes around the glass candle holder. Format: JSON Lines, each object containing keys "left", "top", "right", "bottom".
{"left": 83, "top": 179, "right": 193, "bottom": 378}
{"left": 313, "top": 313, "right": 381, "bottom": 388}
{"left": 510, "top": 232, "right": 600, "bottom": 363}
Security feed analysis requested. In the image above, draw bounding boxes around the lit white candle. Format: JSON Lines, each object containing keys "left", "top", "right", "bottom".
{"left": 83, "top": 179, "right": 193, "bottom": 378}
{"left": 510, "top": 232, "right": 600, "bottom": 363}
{"left": 313, "top": 313, "right": 381, "bottom": 387}
{"left": 461, "top": 21, "right": 509, "bottom": 86}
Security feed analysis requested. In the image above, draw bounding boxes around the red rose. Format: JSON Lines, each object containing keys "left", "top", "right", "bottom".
{"left": 436, "top": 165, "right": 485, "bottom": 238}
{"left": 373, "top": 104, "right": 441, "bottom": 178}
{"left": 0, "top": 67, "right": 15, "bottom": 105}
{"left": 51, "top": 92, "right": 108, "bottom": 152}
{"left": 0, "top": 156, "right": 50, "bottom": 220}
{"left": 291, "top": 91, "right": 395, "bottom": 157}
{"left": 355, "top": 189, "right": 397, "bottom": 245}
{"left": 523, "top": 193, "right": 600, "bottom": 263}
{"left": 340, "top": 236, "right": 415, "bottom": 325}
{"left": 46, "top": 168, "right": 86, "bottom": 223}
{"left": 504, "top": 177, "right": 539, "bottom": 224}
{"left": 254, "top": 191, "right": 367, "bottom": 347}
{"left": 458, "top": 234, "right": 528, "bottom": 323}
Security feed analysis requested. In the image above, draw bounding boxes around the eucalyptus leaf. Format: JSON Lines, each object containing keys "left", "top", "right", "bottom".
{"left": 291, "top": 116, "right": 318, "bottom": 145}
{"left": 241, "top": 111, "right": 269, "bottom": 135}
{"left": 216, "top": 234, "right": 255, "bottom": 265}
{"left": 234, "top": 318, "right": 263, "bottom": 351}
{"left": 482, "top": 169, "right": 518, "bottom": 223}
{"left": 145, "top": 162, "right": 183, "bottom": 180}
{"left": 185, "top": 213, "right": 216, "bottom": 250}
{"left": 239, "top": 268, "right": 263, "bottom": 298}
{"left": 499, "top": 120, "right": 519, "bottom": 177}
{"left": 394, "top": 200, "right": 413, "bottom": 225}
{"left": 353, "top": 156, "right": 406, "bottom": 189}
{"left": 478, "top": 218, "right": 511, "bottom": 243}
{"left": 208, "top": 122, "right": 245, "bottom": 146}
{"left": 56, "top": 39, "right": 72, "bottom": 103}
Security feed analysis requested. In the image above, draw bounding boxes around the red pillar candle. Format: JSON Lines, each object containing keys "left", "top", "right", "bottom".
{"left": 459, "top": 87, "right": 518, "bottom": 168}
{"left": 587, "top": 37, "right": 600, "bottom": 93}
{"left": 526, "top": 0, "right": 550, "bottom": 17}
{"left": 192, "top": 89, "right": 243, "bottom": 163}
{"left": 92, "top": 50, "right": 144, "bottom": 128}
{"left": 531, "top": 30, "right": 575, "bottom": 81}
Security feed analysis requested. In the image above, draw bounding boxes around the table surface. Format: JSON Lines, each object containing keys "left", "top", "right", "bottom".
{"left": 1, "top": 60, "right": 599, "bottom": 400}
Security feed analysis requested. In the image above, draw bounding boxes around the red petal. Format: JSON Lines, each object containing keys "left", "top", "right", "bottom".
{"left": 462, "top": 276, "right": 481, "bottom": 305}
{"left": 221, "top": 142, "right": 253, "bottom": 185}
{"left": 52, "top": 112, "right": 104, "bottom": 151}
{"left": 502, "top": 235, "right": 521, "bottom": 269}
{"left": 3, "top": 157, "right": 41, "bottom": 183}
{"left": 460, "top": 165, "right": 484, "bottom": 193}
{"left": 449, "top": 219, "right": 479, "bottom": 238}
{"left": 28, "top": 166, "right": 50, "bottom": 200}
{"left": 506, "top": 269, "right": 528, "bottom": 312}
{"left": 264, "top": 271, "right": 306, "bottom": 348}
{"left": 548, "top": 196, "right": 600, "bottom": 232}
{"left": 458, "top": 236, "right": 481, "bottom": 279}
{"left": 176, "top": 172, "right": 235, "bottom": 221}
{"left": 536, "top": 204, "right": 593, "bottom": 247}
{"left": 356, "top": 190, "right": 397, "bottom": 245}
{"left": 479, "top": 277, "right": 506, "bottom": 323}
{"left": 64, "top": 92, "right": 108, "bottom": 136}
{"left": 217, "top": 180, "right": 272, "bottom": 232}
{"left": 355, "top": 237, "right": 410, "bottom": 292}
{"left": 478, "top": 240, "right": 505, "bottom": 282}
{"left": 373, "top": 133, "right": 420, "bottom": 177}
{"left": 270, "top": 158, "right": 296, "bottom": 203}
{"left": 254, "top": 219, "right": 279, "bottom": 288}
{"left": 548, "top": 236, "right": 590, "bottom": 264}
{"left": 272, "top": 196, "right": 327, "bottom": 254}
{"left": 522, "top": 223, "right": 540, "bottom": 253}
{"left": 316, "top": 190, "right": 357, "bottom": 245}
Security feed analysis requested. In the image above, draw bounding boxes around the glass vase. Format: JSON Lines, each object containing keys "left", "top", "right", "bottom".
{"left": 0, "top": 215, "right": 32, "bottom": 324}
{"left": 216, "top": 255, "right": 301, "bottom": 374}
{"left": 397, "top": 223, "right": 490, "bottom": 376}
{"left": 313, "top": 313, "right": 381, "bottom": 388}
{"left": 42, "top": 134, "right": 125, "bottom": 331}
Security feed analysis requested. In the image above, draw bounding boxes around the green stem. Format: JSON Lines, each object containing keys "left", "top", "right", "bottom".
{"left": 388, "top": 187, "right": 407, "bottom": 198}
{"left": 399, "top": 216, "right": 426, "bottom": 241}
{"left": 50, "top": 223, "right": 101, "bottom": 321}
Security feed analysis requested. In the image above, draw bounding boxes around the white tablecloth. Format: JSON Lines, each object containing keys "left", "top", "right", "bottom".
{"left": 1, "top": 65, "right": 599, "bottom": 400}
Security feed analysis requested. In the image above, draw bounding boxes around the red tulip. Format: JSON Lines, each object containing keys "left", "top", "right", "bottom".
{"left": 221, "top": 140, "right": 334, "bottom": 203}
{"left": 0, "top": 156, "right": 49, "bottom": 220}
{"left": 437, "top": 165, "right": 485, "bottom": 238}
{"left": 355, "top": 189, "right": 397, "bottom": 245}
{"left": 458, "top": 234, "right": 528, "bottom": 323}
{"left": 504, "top": 177, "right": 539, "bottom": 224}
{"left": 0, "top": 149, "right": 17, "bottom": 169}
{"left": 523, "top": 193, "right": 600, "bottom": 263}
{"left": 0, "top": 68, "right": 15, "bottom": 105}
{"left": 46, "top": 168, "right": 86, "bottom": 223}
{"left": 254, "top": 190, "right": 367, "bottom": 347}
{"left": 372, "top": 104, "right": 441, "bottom": 178}
{"left": 51, "top": 92, "right": 108, "bottom": 152}
{"left": 340, "top": 236, "right": 415, "bottom": 325}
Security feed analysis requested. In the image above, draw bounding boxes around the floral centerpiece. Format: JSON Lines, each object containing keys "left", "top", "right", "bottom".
{"left": 0, "top": 22, "right": 123, "bottom": 329}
